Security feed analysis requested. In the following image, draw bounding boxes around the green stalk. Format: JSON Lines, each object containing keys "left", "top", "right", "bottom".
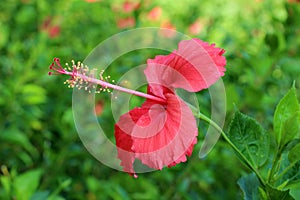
{"left": 268, "top": 149, "right": 281, "bottom": 183}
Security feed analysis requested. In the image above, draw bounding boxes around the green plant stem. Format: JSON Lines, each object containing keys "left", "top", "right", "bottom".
{"left": 268, "top": 149, "right": 281, "bottom": 183}
{"left": 197, "top": 112, "right": 267, "bottom": 187}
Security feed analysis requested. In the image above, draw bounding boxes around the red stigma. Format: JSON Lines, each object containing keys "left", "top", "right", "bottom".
{"left": 48, "top": 57, "right": 66, "bottom": 75}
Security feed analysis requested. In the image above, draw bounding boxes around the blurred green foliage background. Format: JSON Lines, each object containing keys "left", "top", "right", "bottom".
{"left": 0, "top": 0, "right": 300, "bottom": 199}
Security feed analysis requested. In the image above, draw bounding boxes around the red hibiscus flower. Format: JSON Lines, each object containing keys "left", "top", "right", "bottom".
{"left": 41, "top": 16, "right": 60, "bottom": 38}
{"left": 48, "top": 39, "right": 226, "bottom": 177}
{"left": 95, "top": 99, "right": 104, "bottom": 116}
{"left": 147, "top": 6, "right": 162, "bottom": 21}
{"left": 287, "top": 0, "right": 300, "bottom": 3}
{"left": 117, "top": 17, "right": 136, "bottom": 29}
{"left": 115, "top": 39, "right": 226, "bottom": 177}
{"left": 188, "top": 19, "right": 204, "bottom": 35}
{"left": 122, "top": 0, "right": 140, "bottom": 13}
{"left": 85, "top": 0, "right": 101, "bottom": 2}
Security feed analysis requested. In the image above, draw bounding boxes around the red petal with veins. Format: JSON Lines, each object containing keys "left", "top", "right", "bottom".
{"left": 114, "top": 39, "right": 226, "bottom": 176}
{"left": 115, "top": 86, "right": 198, "bottom": 175}
{"left": 145, "top": 39, "right": 226, "bottom": 93}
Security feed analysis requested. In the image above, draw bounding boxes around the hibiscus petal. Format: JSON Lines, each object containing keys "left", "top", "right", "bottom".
{"left": 145, "top": 39, "right": 226, "bottom": 93}
{"left": 114, "top": 88, "right": 198, "bottom": 174}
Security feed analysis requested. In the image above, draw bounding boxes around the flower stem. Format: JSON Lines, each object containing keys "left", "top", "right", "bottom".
{"left": 196, "top": 111, "right": 267, "bottom": 187}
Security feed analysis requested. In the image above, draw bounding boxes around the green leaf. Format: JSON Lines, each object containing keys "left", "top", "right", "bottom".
{"left": 48, "top": 178, "right": 72, "bottom": 200}
{"left": 0, "top": 176, "right": 11, "bottom": 196}
{"left": 0, "top": 22, "right": 9, "bottom": 49}
{"left": 30, "top": 191, "right": 50, "bottom": 200}
{"left": 284, "top": 139, "right": 300, "bottom": 152}
{"left": 228, "top": 111, "right": 270, "bottom": 168}
{"left": 237, "top": 173, "right": 260, "bottom": 200}
{"left": 258, "top": 187, "right": 268, "bottom": 200}
{"left": 288, "top": 143, "right": 300, "bottom": 164}
{"left": 265, "top": 185, "right": 295, "bottom": 200}
{"left": 285, "top": 180, "right": 300, "bottom": 191}
{"left": 290, "top": 188, "right": 300, "bottom": 200}
{"left": 274, "top": 85, "right": 300, "bottom": 146}
{"left": 281, "top": 112, "right": 300, "bottom": 147}
{"left": 13, "top": 169, "right": 43, "bottom": 200}
{"left": 22, "top": 84, "right": 46, "bottom": 105}
{"left": 0, "top": 128, "right": 37, "bottom": 156}
{"left": 273, "top": 151, "right": 300, "bottom": 190}
{"left": 47, "top": 196, "right": 65, "bottom": 200}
